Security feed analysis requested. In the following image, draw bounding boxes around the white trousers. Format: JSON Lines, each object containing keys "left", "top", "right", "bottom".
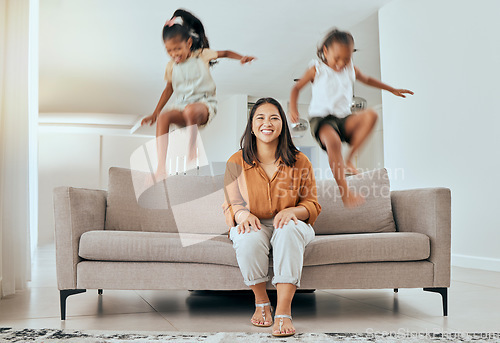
{"left": 229, "top": 218, "right": 315, "bottom": 288}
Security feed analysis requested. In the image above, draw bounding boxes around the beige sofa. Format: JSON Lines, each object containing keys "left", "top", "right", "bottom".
{"left": 54, "top": 167, "right": 451, "bottom": 320}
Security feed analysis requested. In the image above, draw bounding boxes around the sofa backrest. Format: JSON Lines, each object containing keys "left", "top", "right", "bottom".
{"left": 314, "top": 168, "right": 396, "bottom": 235}
{"left": 105, "top": 167, "right": 396, "bottom": 236}
{"left": 105, "top": 167, "right": 227, "bottom": 235}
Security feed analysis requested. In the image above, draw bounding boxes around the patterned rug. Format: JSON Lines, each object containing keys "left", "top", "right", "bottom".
{"left": 1, "top": 328, "right": 499, "bottom": 343}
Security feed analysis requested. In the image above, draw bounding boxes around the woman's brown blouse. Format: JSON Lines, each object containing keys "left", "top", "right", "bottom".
{"left": 222, "top": 150, "right": 321, "bottom": 227}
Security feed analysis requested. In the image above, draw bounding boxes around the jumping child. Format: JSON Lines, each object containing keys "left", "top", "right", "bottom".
{"left": 289, "top": 28, "right": 413, "bottom": 208}
{"left": 141, "top": 9, "right": 255, "bottom": 181}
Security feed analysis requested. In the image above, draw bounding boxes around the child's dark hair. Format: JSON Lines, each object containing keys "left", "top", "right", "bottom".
{"left": 317, "top": 28, "right": 354, "bottom": 63}
{"left": 162, "top": 9, "right": 209, "bottom": 51}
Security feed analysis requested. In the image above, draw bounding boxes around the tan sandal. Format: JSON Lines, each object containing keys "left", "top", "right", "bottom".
{"left": 272, "top": 314, "right": 295, "bottom": 337}
{"left": 251, "top": 302, "right": 273, "bottom": 327}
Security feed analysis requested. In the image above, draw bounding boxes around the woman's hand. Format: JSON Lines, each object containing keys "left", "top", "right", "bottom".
{"left": 141, "top": 113, "right": 158, "bottom": 126}
{"left": 240, "top": 56, "right": 256, "bottom": 64}
{"left": 273, "top": 208, "right": 299, "bottom": 229}
{"left": 236, "top": 211, "right": 262, "bottom": 234}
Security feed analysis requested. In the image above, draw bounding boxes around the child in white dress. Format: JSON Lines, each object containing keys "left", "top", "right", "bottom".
{"left": 141, "top": 9, "right": 255, "bottom": 180}
{"left": 290, "top": 28, "right": 413, "bottom": 208}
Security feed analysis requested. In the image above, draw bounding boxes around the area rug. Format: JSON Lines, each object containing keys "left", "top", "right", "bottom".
{"left": 1, "top": 328, "right": 499, "bottom": 343}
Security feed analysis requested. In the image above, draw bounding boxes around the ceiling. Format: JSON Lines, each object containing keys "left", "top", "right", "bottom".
{"left": 39, "top": 0, "right": 393, "bottom": 119}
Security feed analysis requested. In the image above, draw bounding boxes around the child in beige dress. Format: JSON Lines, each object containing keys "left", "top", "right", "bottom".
{"left": 141, "top": 9, "right": 255, "bottom": 181}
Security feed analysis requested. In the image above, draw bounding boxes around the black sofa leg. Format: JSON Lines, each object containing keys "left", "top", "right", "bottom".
{"left": 60, "top": 289, "right": 86, "bottom": 320}
{"left": 98, "top": 289, "right": 103, "bottom": 295}
{"left": 394, "top": 288, "right": 398, "bottom": 293}
{"left": 423, "top": 287, "right": 448, "bottom": 316}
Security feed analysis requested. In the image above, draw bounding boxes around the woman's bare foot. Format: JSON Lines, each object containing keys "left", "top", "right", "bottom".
{"left": 345, "top": 160, "right": 359, "bottom": 175}
{"left": 342, "top": 189, "right": 365, "bottom": 208}
{"left": 272, "top": 314, "right": 295, "bottom": 336}
{"left": 251, "top": 302, "right": 273, "bottom": 326}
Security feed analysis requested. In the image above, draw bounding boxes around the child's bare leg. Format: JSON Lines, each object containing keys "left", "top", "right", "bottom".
{"left": 344, "top": 109, "right": 378, "bottom": 173}
{"left": 155, "top": 109, "right": 186, "bottom": 180}
{"left": 319, "top": 125, "right": 364, "bottom": 208}
{"left": 182, "top": 103, "right": 209, "bottom": 161}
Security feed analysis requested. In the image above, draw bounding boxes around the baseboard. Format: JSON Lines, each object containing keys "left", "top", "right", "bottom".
{"left": 452, "top": 253, "right": 500, "bottom": 272}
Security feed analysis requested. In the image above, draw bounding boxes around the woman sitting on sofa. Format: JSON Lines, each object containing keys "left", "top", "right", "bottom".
{"left": 222, "top": 97, "right": 321, "bottom": 337}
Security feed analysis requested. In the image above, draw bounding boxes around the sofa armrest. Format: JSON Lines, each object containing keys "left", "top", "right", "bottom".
{"left": 391, "top": 188, "right": 451, "bottom": 287}
{"left": 54, "top": 187, "right": 107, "bottom": 290}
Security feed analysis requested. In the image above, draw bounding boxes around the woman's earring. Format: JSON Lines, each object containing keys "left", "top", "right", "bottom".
{"left": 251, "top": 131, "right": 254, "bottom": 135}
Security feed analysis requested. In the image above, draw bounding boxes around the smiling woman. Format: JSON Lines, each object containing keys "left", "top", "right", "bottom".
{"left": 222, "top": 97, "right": 321, "bottom": 337}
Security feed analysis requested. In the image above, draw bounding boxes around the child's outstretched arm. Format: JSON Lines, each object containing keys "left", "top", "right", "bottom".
{"left": 217, "top": 50, "right": 256, "bottom": 64}
{"left": 141, "top": 82, "right": 174, "bottom": 126}
{"left": 289, "top": 66, "right": 316, "bottom": 123}
{"left": 354, "top": 66, "right": 414, "bottom": 98}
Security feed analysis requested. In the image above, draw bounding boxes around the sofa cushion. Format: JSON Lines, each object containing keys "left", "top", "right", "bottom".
{"left": 314, "top": 168, "right": 397, "bottom": 234}
{"left": 303, "top": 232, "right": 430, "bottom": 266}
{"left": 79, "top": 230, "right": 429, "bottom": 267}
{"left": 105, "top": 167, "right": 227, "bottom": 234}
{"left": 79, "top": 230, "right": 238, "bottom": 267}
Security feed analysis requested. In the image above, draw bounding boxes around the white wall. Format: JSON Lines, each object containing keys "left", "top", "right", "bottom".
{"left": 201, "top": 94, "right": 246, "bottom": 164}
{"left": 379, "top": 0, "right": 500, "bottom": 271}
{"left": 350, "top": 13, "right": 385, "bottom": 172}
{"left": 351, "top": 13, "right": 383, "bottom": 109}
{"left": 100, "top": 135, "right": 155, "bottom": 189}
{"left": 38, "top": 133, "right": 100, "bottom": 245}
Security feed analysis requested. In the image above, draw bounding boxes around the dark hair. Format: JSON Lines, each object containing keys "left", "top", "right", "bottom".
{"left": 240, "top": 98, "right": 299, "bottom": 167}
{"left": 162, "top": 9, "right": 209, "bottom": 51}
{"left": 317, "top": 28, "right": 354, "bottom": 63}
